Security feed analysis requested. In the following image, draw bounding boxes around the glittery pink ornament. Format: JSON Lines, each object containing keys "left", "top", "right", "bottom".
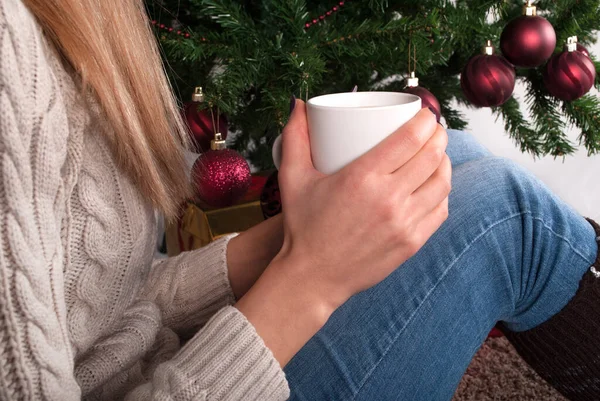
{"left": 192, "top": 133, "right": 251, "bottom": 208}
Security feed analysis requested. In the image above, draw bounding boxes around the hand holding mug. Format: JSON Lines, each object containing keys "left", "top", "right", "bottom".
{"left": 276, "top": 98, "right": 451, "bottom": 308}
{"left": 236, "top": 94, "right": 451, "bottom": 367}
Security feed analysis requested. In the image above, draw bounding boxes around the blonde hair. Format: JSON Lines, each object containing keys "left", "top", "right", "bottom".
{"left": 23, "top": 0, "right": 193, "bottom": 218}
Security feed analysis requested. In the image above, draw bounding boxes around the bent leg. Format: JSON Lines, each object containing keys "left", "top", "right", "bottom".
{"left": 445, "top": 129, "right": 491, "bottom": 167}
{"left": 285, "top": 155, "right": 597, "bottom": 400}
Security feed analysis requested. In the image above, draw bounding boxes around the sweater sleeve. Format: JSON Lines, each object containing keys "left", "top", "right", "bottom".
{"left": 125, "top": 306, "right": 290, "bottom": 401}
{"left": 0, "top": 1, "right": 81, "bottom": 399}
{"left": 140, "top": 235, "right": 238, "bottom": 336}
{"left": 2, "top": 3, "right": 290, "bottom": 401}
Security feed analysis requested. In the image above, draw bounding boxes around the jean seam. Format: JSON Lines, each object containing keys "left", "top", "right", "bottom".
{"left": 529, "top": 215, "right": 595, "bottom": 265}
{"left": 352, "top": 211, "right": 593, "bottom": 399}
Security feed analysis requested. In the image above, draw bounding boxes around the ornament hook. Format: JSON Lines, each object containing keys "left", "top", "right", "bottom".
{"left": 524, "top": 0, "right": 537, "bottom": 16}
{"left": 566, "top": 36, "right": 578, "bottom": 52}
{"left": 211, "top": 132, "right": 227, "bottom": 150}
{"left": 407, "top": 71, "right": 419, "bottom": 87}
{"left": 192, "top": 87, "right": 205, "bottom": 102}
{"left": 483, "top": 40, "right": 494, "bottom": 56}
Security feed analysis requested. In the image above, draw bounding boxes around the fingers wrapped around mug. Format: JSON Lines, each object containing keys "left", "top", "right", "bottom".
{"left": 351, "top": 108, "right": 439, "bottom": 175}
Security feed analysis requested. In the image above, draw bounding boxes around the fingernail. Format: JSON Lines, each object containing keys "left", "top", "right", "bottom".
{"left": 290, "top": 95, "right": 296, "bottom": 114}
{"left": 352, "top": 85, "right": 358, "bottom": 92}
{"left": 428, "top": 106, "right": 442, "bottom": 124}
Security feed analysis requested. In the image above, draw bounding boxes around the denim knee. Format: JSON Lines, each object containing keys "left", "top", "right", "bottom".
{"left": 446, "top": 130, "right": 492, "bottom": 167}
{"left": 452, "top": 156, "right": 542, "bottom": 218}
{"left": 452, "top": 156, "right": 596, "bottom": 331}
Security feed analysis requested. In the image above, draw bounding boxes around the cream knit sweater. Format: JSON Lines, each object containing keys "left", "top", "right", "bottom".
{"left": 0, "top": 1, "right": 289, "bottom": 399}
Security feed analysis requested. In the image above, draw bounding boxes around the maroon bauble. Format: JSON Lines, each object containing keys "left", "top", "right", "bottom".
{"left": 543, "top": 50, "right": 596, "bottom": 101}
{"left": 260, "top": 170, "right": 282, "bottom": 219}
{"left": 404, "top": 85, "right": 441, "bottom": 122}
{"left": 461, "top": 53, "right": 516, "bottom": 107}
{"left": 192, "top": 136, "right": 251, "bottom": 208}
{"left": 577, "top": 43, "right": 590, "bottom": 59}
{"left": 184, "top": 102, "right": 228, "bottom": 153}
{"left": 500, "top": 15, "right": 556, "bottom": 68}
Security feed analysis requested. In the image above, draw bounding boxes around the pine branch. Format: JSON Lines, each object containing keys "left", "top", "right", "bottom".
{"left": 525, "top": 72, "right": 575, "bottom": 157}
{"left": 149, "top": 0, "right": 600, "bottom": 166}
{"left": 199, "top": 0, "right": 258, "bottom": 39}
{"left": 493, "top": 97, "right": 542, "bottom": 157}
{"left": 442, "top": 105, "right": 468, "bottom": 131}
{"left": 562, "top": 95, "right": 600, "bottom": 155}
{"left": 593, "top": 59, "right": 600, "bottom": 90}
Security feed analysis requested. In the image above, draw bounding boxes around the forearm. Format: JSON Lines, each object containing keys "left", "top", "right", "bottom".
{"left": 227, "top": 214, "right": 284, "bottom": 299}
{"left": 235, "top": 252, "right": 338, "bottom": 367}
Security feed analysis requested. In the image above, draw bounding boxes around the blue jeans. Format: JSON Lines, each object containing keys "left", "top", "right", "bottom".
{"left": 284, "top": 130, "right": 598, "bottom": 401}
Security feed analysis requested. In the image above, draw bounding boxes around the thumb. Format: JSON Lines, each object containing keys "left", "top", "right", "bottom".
{"left": 280, "top": 97, "right": 314, "bottom": 174}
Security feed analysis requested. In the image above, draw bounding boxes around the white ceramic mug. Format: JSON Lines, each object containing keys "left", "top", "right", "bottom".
{"left": 273, "top": 91, "right": 422, "bottom": 174}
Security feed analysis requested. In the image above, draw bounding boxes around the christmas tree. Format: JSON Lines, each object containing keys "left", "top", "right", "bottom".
{"left": 147, "top": 0, "right": 600, "bottom": 170}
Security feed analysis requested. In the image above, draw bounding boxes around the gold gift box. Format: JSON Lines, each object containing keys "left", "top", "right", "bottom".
{"left": 166, "top": 201, "right": 265, "bottom": 257}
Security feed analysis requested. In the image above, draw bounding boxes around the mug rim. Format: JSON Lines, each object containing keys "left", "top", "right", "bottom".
{"left": 307, "top": 91, "right": 421, "bottom": 111}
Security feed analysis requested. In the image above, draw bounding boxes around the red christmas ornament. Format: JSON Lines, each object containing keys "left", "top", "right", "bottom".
{"left": 543, "top": 37, "right": 596, "bottom": 102}
{"left": 192, "top": 133, "right": 251, "bottom": 208}
{"left": 260, "top": 170, "right": 282, "bottom": 219}
{"left": 461, "top": 41, "right": 516, "bottom": 107}
{"left": 577, "top": 43, "right": 591, "bottom": 59}
{"left": 184, "top": 87, "right": 228, "bottom": 153}
{"left": 500, "top": 1, "right": 556, "bottom": 68}
{"left": 403, "top": 73, "right": 441, "bottom": 122}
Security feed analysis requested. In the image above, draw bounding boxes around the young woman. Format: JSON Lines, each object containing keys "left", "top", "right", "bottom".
{"left": 1, "top": 0, "right": 597, "bottom": 400}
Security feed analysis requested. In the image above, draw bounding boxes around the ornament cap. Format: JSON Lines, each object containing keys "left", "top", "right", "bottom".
{"left": 191, "top": 87, "right": 205, "bottom": 102}
{"left": 566, "top": 36, "right": 578, "bottom": 52}
{"left": 523, "top": 0, "right": 537, "bottom": 16}
{"left": 407, "top": 72, "right": 419, "bottom": 87}
{"left": 483, "top": 40, "right": 494, "bottom": 56}
{"left": 211, "top": 132, "right": 227, "bottom": 150}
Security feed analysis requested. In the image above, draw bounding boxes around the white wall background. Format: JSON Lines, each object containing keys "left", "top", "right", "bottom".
{"left": 454, "top": 39, "right": 600, "bottom": 221}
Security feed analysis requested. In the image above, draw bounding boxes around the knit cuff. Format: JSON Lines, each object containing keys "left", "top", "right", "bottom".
{"left": 169, "top": 306, "right": 290, "bottom": 401}
{"left": 499, "top": 218, "right": 600, "bottom": 401}
{"left": 146, "top": 234, "right": 238, "bottom": 335}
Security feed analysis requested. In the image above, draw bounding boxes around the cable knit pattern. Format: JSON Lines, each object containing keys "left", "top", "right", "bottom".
{"left": 0, "top": 0, "right": 79, "bottom": 399}
{"left": 140, "top": 234, "right": 237, "bottom": 338}
{"left": 0, "top": 1, "right": 290, "bottom": 400}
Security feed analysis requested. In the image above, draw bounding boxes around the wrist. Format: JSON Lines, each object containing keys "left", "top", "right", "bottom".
{"left": 235, "top": 255, "right": 336, "bottom": 366}
{"left": 227, "top": 214, "right": 284, "bottom": 299}
{"left": 272, "top": 243, "right": 352, "bottom": 312}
